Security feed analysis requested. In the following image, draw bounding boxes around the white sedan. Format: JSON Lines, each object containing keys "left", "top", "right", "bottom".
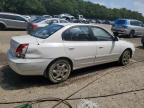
{"left": 7, "top": 23, "right": 135, "bottom": 83}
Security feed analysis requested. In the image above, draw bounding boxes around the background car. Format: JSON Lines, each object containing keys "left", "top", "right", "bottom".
{"left": 59, "top": 13, "right": 75, "bottom": 21}
{"left": 22, "top": 15, "right": 31, "bottom": 21}
{"left": 0, "top": 12, "right": 29, "bottom": 30}
{"left": 27, "top": 18, "right": 69, "bottom": 33}
{"left": 8, "top": 23, "right": 135, "bottom": 83}
{"left": 42, "top": 15, "right": 52, "bottom": 19}
{"left": 112, "top": 19, "right": 144, "bottom": 37}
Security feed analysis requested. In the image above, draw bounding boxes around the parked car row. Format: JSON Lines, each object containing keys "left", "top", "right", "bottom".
{"left": 0, "top": 12, "right": 114, "bottom": 30}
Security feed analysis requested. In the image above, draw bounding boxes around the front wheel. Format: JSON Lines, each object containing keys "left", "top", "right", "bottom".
{"left": 129, "top": 30, "right": 135, "bottom": 38}
{"left": 119, "top": 50, "right": 131, "bottom": 66}
{"left": 46, "top": 59, "right": 72, "bottom": 83}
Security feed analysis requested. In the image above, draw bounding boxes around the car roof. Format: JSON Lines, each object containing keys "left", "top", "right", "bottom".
{"left": 57, "top": 23, "right": 113, "bottom": 35}
{"left": 58, "top": 23, "right": 108, "bottom": 28}
{"left": 0, "top": 12, "right": 28, "bottom": 20}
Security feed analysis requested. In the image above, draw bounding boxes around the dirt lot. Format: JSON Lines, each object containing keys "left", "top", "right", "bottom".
{"left": 0, "top": 26, "right": 144, "bottom": 108}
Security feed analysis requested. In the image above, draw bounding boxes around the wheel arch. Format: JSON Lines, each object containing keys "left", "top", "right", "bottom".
{"left": 122, "top": 48, "right": 133, "bottom": 58}
{"left": 44, "top": 57, "right": 73, "bottom": 77}
{"left": 0, "top": 21, "right": 7, "bottom": 28}
{"left": 129, "top": 29, "right": 135, "bottom": 34}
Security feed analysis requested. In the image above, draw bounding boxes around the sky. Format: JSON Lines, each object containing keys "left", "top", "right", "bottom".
{"left": 87, "top": 0, "right": 144, "bottom": 15}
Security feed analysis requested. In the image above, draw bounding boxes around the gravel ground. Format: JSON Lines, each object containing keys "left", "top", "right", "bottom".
{"left": 0, "top": 25, "right": 144, "bottom": 108}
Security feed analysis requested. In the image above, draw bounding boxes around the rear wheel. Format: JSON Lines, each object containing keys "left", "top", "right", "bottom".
{"left": 0, "top": 24, "right": 5, "bottom": 30}
{"left": 129, "top": 30, "right": 135, "bottom": 38}
{"left": 46, "top": 59, "right": 72, "bottom": 83}
{"left": 119, "top": 49, "right": 131, "bottom": 66}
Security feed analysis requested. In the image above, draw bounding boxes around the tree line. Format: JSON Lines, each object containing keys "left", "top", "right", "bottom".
{"left": 0, "top": 0, "right": 144, "bottom": 21}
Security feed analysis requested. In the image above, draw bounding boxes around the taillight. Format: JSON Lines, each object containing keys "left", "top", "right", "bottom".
{"left": 16, "top": 44, "right": 29, "bottom": 58}
{"left": 32, "top": 23, "right": 38, "bottom": 30}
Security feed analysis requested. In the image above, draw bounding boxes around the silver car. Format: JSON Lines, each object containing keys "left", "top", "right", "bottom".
{"left": 0, "top": 12, "right": 29, "bottom": 30}
{"left": 112, "top": 19, "right": 144, "bottom": 37}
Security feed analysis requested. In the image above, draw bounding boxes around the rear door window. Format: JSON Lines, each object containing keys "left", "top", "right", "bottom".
{"left": 0, "top": 15, "right": 13, "bottom": 20}
{"left": 130, "top": 21, "right": 138, "bottom": 26}
{"left": 130, "top": 21, "right": 143, "bottom": 26}
{"left": 62, "top": 26, "right": 92, "bottom": 41}
{"left": 0, "top": 14, "right": 26, "bottom": 22}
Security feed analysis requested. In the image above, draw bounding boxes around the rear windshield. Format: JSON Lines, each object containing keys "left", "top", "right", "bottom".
{"left": 31, "top": 24, "right": 64, "bottom": 39}
{"left": 115, "top": 20, "right": 127, "bottom": 25}
{"left": 32, "top": 18, "right": 46, "bottom": 23}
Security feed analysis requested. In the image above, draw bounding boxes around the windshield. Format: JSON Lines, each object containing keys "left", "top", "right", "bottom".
{"left": 115, "top": 20, "right": 127, "bottom": 25}
{"left": 31, "top": 24, "right": 64, "bottom": 39}
{"left": 32, "top": 18, "right": 46, "bottom": 23}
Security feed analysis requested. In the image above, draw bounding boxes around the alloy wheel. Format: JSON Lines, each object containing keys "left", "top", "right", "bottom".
{"left": 48, "top": 60, "right": 71, "bottom": 83}
{"left": 121, "top": 50, "right": 131, "bottom": 65}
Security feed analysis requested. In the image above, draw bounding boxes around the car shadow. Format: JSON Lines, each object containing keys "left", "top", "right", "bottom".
{"left": 0, "top": 62, "right": 119, "bottom": 90}
{"left": 0, "top": 65, "right": 51, "bottom": 90}
{"left": 0, "top": 53, "right": 7, "bottom": 66}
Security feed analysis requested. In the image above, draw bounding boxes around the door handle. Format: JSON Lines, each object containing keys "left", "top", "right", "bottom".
{"left": 68, "top": 47, "right": 75, "bottom": 50}
{"left": 99, "top": 47, "right": 104, "bottom": 49}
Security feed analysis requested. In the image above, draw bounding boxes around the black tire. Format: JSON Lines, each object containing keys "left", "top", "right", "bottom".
{"left": 46, "top": 59, "right": 72, "bottom": 83}
{"left": 113, "top": 32, "right": 119, "bottom": 36}
{"left": 119, "top": 49, "right": 131, "bottom": 66}
{"left": 0, "top": 23, "right": 5, "bottom": 30}
{"left": 129, "top": 30, "right": 135, "bottom": 38}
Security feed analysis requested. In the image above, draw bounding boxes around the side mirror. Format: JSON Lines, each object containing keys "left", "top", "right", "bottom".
{"left": 113, "top": 36, "right": 119, "bottom": 41}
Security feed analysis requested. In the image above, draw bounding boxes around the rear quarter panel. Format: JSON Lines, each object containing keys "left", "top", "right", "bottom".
{"left": 25, "top": 42, "right": 67, "bottom": 59}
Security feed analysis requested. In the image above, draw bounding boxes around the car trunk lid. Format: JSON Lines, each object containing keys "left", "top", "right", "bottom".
{"left": 10, "top": 35, "right": 42, "bottom": 56}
